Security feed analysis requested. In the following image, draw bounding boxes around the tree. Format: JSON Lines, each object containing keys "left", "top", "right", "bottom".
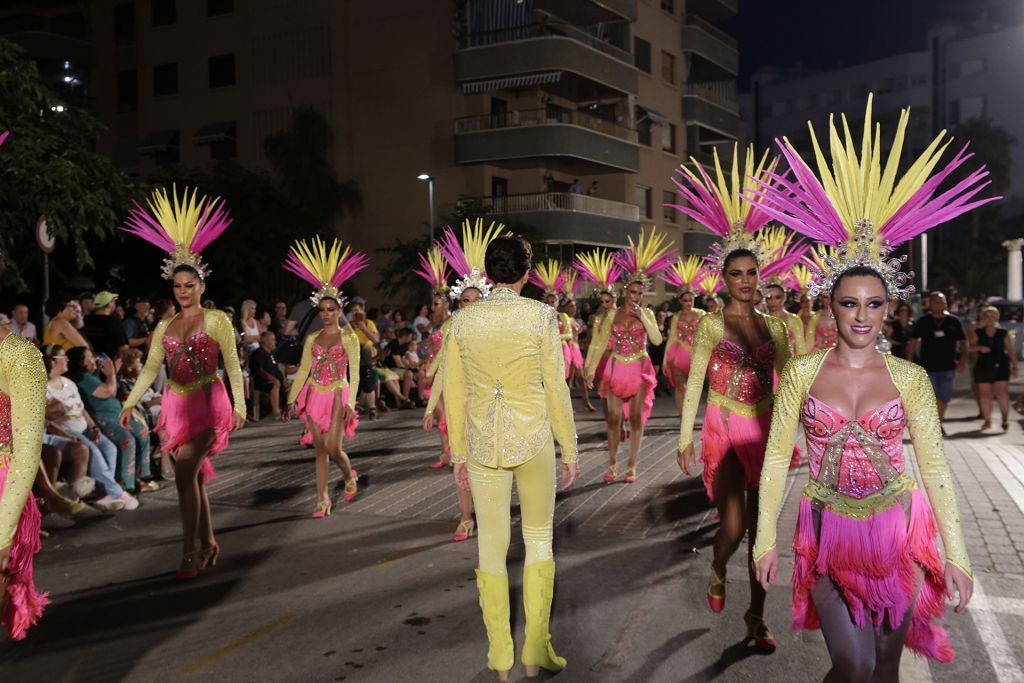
{"left": 0, "top": 38, "right": 134, "bottom": 291}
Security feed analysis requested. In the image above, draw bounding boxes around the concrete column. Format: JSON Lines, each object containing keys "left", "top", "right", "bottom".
{"left": 1003, "top": 238, "right": 1024, "bottom": 300}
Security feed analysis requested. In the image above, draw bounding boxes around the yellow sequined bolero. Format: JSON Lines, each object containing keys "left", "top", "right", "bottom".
{"left": 677, "top": 311, "right": 791, "bottom": 452}
{"left": 753, "top": 350, "right": 971, "bottom": 576}
{"left": 784, "top": 311, "right": 809, "bottom": 356}
{"left": 123, "top": 309, "right": 246, "bottom": 419}
{"left": 0, "top": 334, "right": 46, "bottom": 549}
{"left": 666, "top": 308, "right": 707, "bottom": 349}
{"left": 286, "top": 327, "right": 361, "bottom": 407}
{"left": 583, "top": 307, "right": 614, "bottom": 379}
{"left": 442, "top": 288, "right": 578, "bottom": 467}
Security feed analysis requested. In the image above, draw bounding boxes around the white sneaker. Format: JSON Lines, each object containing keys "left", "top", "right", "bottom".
{"left": 118, "top": 492, "right": 139, "bottom": 511}
{"left": 93, "top": 495, "right": 126, "bottom": 512}
{"left": 55, "top": 481, "right": 74, "bottom": 499}
{"left": 72, "top": 476, "right": 96, "bottom": 499}
{"left": 40, "top": 512, "right": 75, "bottom": 530}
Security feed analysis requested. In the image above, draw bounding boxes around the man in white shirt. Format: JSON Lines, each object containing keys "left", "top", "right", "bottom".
{"left": 10, "top": 304, "right": 38, "bottom": 344}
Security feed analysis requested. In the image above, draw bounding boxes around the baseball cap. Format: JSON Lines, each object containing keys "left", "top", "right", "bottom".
{"left": 94, "top": 291, "right": 119, "bottom": 308}
{"left": 350, "top": 296, "right": 366, "bottom": 306}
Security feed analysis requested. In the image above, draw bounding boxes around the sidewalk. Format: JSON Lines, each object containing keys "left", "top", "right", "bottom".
{"left": 0, "top": 384, "right": 1022, "bottom": 682}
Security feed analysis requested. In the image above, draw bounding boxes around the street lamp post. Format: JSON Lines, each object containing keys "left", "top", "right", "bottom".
{"left": 417, "top": 174, "right": 435, "bottom": 246}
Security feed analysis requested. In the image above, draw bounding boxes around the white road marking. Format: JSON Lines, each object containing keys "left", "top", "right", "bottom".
{"left": 970, "top": 579, "right": 1024, "bottom": 682}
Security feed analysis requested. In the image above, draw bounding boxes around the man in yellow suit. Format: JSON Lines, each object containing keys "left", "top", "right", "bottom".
{"left": 443, "top": 236, "right": 580, "bottom": 681}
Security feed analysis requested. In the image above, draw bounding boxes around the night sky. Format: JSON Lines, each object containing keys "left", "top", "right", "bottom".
{"left": 722, "top": 0, "right": 1023, "bottom": 90}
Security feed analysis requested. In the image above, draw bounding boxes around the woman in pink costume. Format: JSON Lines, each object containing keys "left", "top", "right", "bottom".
{"left": 282, "top": 237, "right": 367, "bottom": 517}
{"left": 588, "top": 229, "right": 674, "bottom": 484}
{"left": 120, "top": 186, "right": 246, "bottom": 580}
{"left": 672, "top": 145, "right": 791, "bottom": 650}
{"left": 423, "top": 219, "right": 505, "bottom": 542}
{"left": 416, "top": 247, "right": 454, "bottom": 469}
{"left": 752, "top": 95, "right": 991, "bottom": 677}
{"left": 804, "top": 248, "right": 839, "bottom": 352}
{"left": 578, "top": 248, "right": 621, "bottom": 417}
{"left": 659, "top": 255, "right": 706, "bottom": 415}
{"left": 559, "top": 272, "right": 592, "bottom": 410}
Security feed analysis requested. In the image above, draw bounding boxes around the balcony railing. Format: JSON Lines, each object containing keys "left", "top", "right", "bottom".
{"left": 458, "top": 21, "right": 634, "bottom": 65}
{"left": 681, "top": 81, "right": 739, "bottom": 114}
{"left": 683, "top": 14, "right": 737, "bottom": 48}
{"left": 455, "top": 108, "right": 638, "bottom": 144}
{"left": 462, "top": 192, "right": 640, "bottom": 221}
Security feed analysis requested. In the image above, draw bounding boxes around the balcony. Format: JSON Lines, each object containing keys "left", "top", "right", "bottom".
{"left": 686, "top": 0, "right": 737, "bottom": 21}
{"left": 456, "top": 23, "right": 637, "bottom": 96}
{"left": 682, "top": 95, "right": 741, "bottom": 140}
{"left": 681, "top": 81, "right": 739, "bottom": 115}
{"left": 460, "top": 192, "right": 640, "bottom": 246}
{"left": 535, "top": 0, "right": 637, "bottom": 22}
{"left": 681, "top": 15, "right": 738, "bottom": 76}
{"left": 455, "top": 108, "right": 640, "bottom": 172}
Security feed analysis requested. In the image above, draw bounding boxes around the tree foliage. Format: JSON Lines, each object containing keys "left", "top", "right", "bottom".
{"left": 0, "top": 38, "right": 134, "bottom": 291}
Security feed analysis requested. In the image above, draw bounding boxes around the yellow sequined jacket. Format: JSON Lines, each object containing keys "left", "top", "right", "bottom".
{"left": 286, "top": 328, "right": 361, "bottom": 407}
{"left": 0, "top": 333, "right": 46, "bottom": 550}
{"left": 753, "top": 350, "right": 971, "bottom": 576}
{"left": 583, "top": 307, "right": 614, "bottom": 378}
{"left": 442, "top": 287, "right": 578, "bottom": 466}
{"left": 123, "top": 309, "right": 246, "bottom": 419}
{"left": 783, "top": 311, "right": 809, "bottom": 356}
{"left": 678, "top": 311, "right": 791, "bottom": 452}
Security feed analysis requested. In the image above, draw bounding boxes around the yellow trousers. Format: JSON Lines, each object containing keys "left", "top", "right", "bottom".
{"left": 468, "top": 442, "right": 556, "bottom": 575}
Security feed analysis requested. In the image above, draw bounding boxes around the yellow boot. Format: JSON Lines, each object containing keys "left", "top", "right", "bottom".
{"left": 475, "top": 569, "right": 514, "bottom": 672}
{"left": 521, "top": 560, "right": 566, "bottom": 673}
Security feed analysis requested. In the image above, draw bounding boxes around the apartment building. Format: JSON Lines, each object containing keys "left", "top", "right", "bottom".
{"left": 1, "top": 0, "right": 740, "bottom": 298}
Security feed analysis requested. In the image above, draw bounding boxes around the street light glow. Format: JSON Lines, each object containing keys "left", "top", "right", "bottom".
{"left": 417, "top": 173, "right": 431, "bottom": 180}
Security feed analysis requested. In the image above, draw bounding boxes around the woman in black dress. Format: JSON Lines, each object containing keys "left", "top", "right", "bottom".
{"left": 885, "top": 301, "right": 912, "bottom": 359}
{"left": 969, "top": 305, "right": 1017, "bottom": 430}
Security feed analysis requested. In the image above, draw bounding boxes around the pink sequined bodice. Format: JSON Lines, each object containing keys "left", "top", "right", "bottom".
{"left": 675, "top": 316, "right": 700, "bottom": 346}
{"left": 814, "top": 322, "right": 838, "bottom": 351}
{"left": 0, "top": 391, "right": 10, "bottom": 451}
{"left": 802, "top": 395, "right": 906, "bottom": 498}
{"left": 708, "top": 339, "right": 775, "bottom": 404}
{"left": 163, "top": 332, "right": 221, "bottom": 385}
{"left": 311, "top": 343, "right": 349, "bottom": 386}
{"left": 425, "top": 327, "right": 445, "bottom": 362}
{"left": 611, "top": 324, "right": 647, "bottom": 359}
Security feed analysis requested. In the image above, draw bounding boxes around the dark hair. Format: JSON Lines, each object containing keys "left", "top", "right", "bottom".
{"left": 152, "top": 298, "right": 175, "bottom": 320}
{"left": 831, "top": 265, "right": 888, "bottom": 296}
{"left": 66, "top": 346, "right": 90, "bottom": 374}
{"left": 722, "top": 248, "right": 758, "bottom": 271}
{"left": 173, "top": 264, "right": 202, "bottom": 279}
{"left": 41, "top": 344, "right": 64, "bottom": 374}
{"left": 485, "top": 236, "right": 532, "bottom": 284}
{"left": 764, "top": 283, "right": 786, "bottom": 296}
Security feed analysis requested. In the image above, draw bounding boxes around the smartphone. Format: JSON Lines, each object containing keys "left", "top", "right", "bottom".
{"left": 97, "top": 353, "right": 110, "bottom": 362}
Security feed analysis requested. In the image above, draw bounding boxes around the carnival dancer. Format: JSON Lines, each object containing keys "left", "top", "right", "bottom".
{"left": 119, "top": 185, "right": 246, "bottom": 580}
{"left": 282, "top": 237, "right": 366, "bottom": 517}
{"left": 790, "top": 264, "right": 816, "bottom": 341}
{"left": 0, "top": 313, "right": 49, "bottom": 640}
{"left": 577, "top": 249, "right": 622, "bottom": 417}
{"left": 751, "top": 94, "right": 992, "bottom": 677}
{"left": 416, "top": 247, "right": 454, "bottom": 470}
{"left": 697, "top": 273, "right": 723, "bottom": 313}
{"left": 660, "top": 255, "right": 706, "bottom": 415}
{"left": 423, "top": 218, "right": 506, "bottom": 542}
{"left": 588, "top": 229, "right": 674, "bottom": 484}
{"left": 443, "top": 235, "right": 579, "bottom": 681}
{"left": 529, "top": 260, "right": 576, "bottom": 383}
{"left": 671, "top": 144, "right": 792, "bottom": 650}
{"left": 559, "top": 270, "right": 591, "bottom": 409}
{"left": 804, "top": 247, "right": 839, "bottom": 351}
{"left": 759, "top": 227, "right": 810, "bottom": 356}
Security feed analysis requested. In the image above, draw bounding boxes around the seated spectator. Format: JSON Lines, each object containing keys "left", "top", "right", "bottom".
{"left": 250, "top": 331, "right": 284, "bottom": 419}
{"left": 384, "top": 327, "right": 418, "bottom": 405}
{"left": 42, "top": 345, "right": 134, "bottom": 511}
{"left": 66, "top": 346, "right": 154, "bottom": 497}
{"left": 10, "top": 303, "right": 38, "bottom": 343}
{"left": 41, "top": 431, "right": 92, "bottom": 502}
{"left": 269, "top": 300, "right": 289, "bottom": 340}
{"left": 79, "top": 291, "right": 96, "bottom": 316}
{"left": 377, "top": 303, "right": 395, "bottom": 335}
{"left": 239, "top": 299, "right": 263, "bottom": 358}
{"left": 412, "top": 304, "right": 431, "bottom": 341}
{"left": 82, "top": 290, "right": 129, "bottom": 358}
{"left": 117, "top": 347, "right": 162, "bottom": 427}
{"left": 44, "top": 295, "right": 89, "bottom": 351}
{"left": 123, "top": 297, "right": 153, "bottom": 349}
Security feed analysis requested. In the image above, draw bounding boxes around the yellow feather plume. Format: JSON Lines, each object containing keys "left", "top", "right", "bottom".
{"left": 461, "top": 217, "right": 507, "bottom": 272}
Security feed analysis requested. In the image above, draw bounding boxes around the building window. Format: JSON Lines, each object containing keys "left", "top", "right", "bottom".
{"left": 661, "top": 0, "right": 675, "bottom": 12}
{"left": 210, "top": 125, "right": 237, "bottom": 160}
{"left": 663, "top": 190, "right": 677, "bottom": 223}
{"left": 634, "top": 37, "right": 651, "bottom": 74}
{"left": 116, "top": 69, "right": 138, "bottom": 113}
{"left": 153, "top": 63, "right": 178, "bottom": 96}
{"left": 207, "top": 0, "right": 234, "bottom": 16}
{"left": 635, "top": 106, "right": 652, "bottom": 146}
{"left": 113, "top": 3, "right": 136, "bottom": 47}
{"left": 151, "top": 0, "right": 176, "bottom": 26}
{"left": 634, "top": 185, "right": 653, "bottom": 219}
{"left": 661, "top": 51, "right": 675, "bottom": 85}
{"left": 492, "top": 176, "right": 508, "bottom": 197}
{"left": 661, "top": 122, "right": 677, "bottom": 154}
{"left": 208, "top": 53, "right": 236, "bottom": 88}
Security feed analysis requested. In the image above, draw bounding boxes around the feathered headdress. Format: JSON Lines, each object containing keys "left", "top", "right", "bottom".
{"left": 659, "top": 254, "right": 705, "bottom": 295}
{"left": 438, "top": 217, "right": 507, "bottom": 300}
{"left": 668, "top": 144, "right": 780, "bottom": 271}
{"left": 758, "top": 226, "right": 809, "bottom": 288}
{"left": 414, "top": 246, "right": 450, "bottom": 296}
{"left": 529, "top": 259, "right": 565, "bottom": 299}
{"left": 121, "top": 184, "right": 233, "bottom": 280}
{"left": 696, "top": 271, "right": 723, "bottom": 297}
{"left": 614, "top": 227, "right": 677, "bottom": 290}
{"left": 574, "top": 248, "right": 623, "bottom": 297}
{"left": 786, "top": 264, "right": 815, "bottom": 295}
{"left": 747, "top": 93, "right": 1000, "bottom": 299}
{"left": 0, "top": 131, "right": 8, "bottom": 147}
{"left": 560, "top": 269, "right": 581, "bottom": 301}
{"left": 283, "top": 236, "right": 369, "bottom": 307}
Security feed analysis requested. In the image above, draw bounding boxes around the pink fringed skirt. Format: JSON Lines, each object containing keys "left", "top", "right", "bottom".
{"left": 0, "top": 463, "right": 48, "bottom": 640}
{"left": 563, "top": 343, "right": 583, "bottom": 379}
{"left": 157, "top": 380, "right": 233, "bottom": 482}
{"left": 792, "top": 490, "right": 953, "bottom": 662}
{"left": 599, "top": 356, "right": 657, "bottom": 427}
{"left": 664, "top": 343, "right": 693, "bottom": 386}
{"left": 295, "top": 384, "right": 358, "bottom": 440}
{"left": 699, "top": 403, "right": 772, "bottom": 501}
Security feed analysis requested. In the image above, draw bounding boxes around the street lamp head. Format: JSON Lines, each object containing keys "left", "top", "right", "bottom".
{"left": 417, "top": 173, "right": 432, "bottom": 181}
